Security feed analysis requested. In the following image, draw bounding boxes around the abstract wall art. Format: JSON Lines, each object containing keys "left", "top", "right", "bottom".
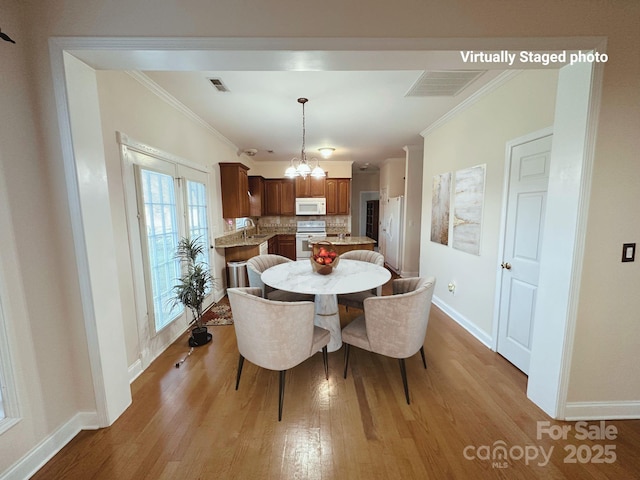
{"left": 430, "top": 172, "right": 451, "bottom": 245}
{"left": 452, "top": 165, "right": 486, "bottom": 255}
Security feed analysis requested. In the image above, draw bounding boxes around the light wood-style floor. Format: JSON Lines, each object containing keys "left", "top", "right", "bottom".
{"left": 32, "top": 280, "right": 640, "bottom": 479}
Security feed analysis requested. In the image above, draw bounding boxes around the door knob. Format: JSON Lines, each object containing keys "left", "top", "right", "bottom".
{"left": 501, "top": 262, "right": 512, "bottom": 270}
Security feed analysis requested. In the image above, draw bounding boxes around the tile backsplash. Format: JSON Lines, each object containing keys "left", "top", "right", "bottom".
{"left": 219, "top": 215, "right": 351, "bottom": 238}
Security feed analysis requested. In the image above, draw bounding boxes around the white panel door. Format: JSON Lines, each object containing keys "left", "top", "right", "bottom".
{"left": 497, "top": 134, "right": 552, "bottom": 374}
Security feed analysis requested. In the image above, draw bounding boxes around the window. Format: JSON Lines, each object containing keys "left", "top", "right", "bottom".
{"left": 186, "top": 180, "right": 210, "bottom": 271}
{"left": 139, "top": 168, "right": 182, "bottom": 331}
{"left": 119, "top": 134, "right": 213, "bottom": 366}
{"left": 0, "top": 292, "right": 20, "bottom": 433}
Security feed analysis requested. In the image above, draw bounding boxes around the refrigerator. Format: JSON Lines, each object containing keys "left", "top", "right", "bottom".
{"left": 384, "top": 196, "right": 403, "bottom": 273}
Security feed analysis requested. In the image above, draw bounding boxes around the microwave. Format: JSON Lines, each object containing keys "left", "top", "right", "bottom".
{"left": 295, "top": 197, "right": 326, "bottom": 215}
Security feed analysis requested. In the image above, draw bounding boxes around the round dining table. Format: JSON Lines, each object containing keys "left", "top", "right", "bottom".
{"left": 261, "top": 259, "right": 391, "bottom": 352}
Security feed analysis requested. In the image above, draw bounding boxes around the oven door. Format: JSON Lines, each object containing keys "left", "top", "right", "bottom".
{"left": 296, "top": 233, "right": 325, "bottom": 260}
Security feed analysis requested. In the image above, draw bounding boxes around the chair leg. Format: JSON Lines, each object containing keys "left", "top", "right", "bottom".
{"left": 420, "top": 346, "right": 427, "bottom": 369}
{"left": 399, "top": 358, "right": 410, "bottom": 405}
{"left": 343, "top": 344, "right": 351, "bottom": 379}
{"left": 322, "top": 346, "right": 329, "bottom": 380}
{"left": 235, "top": 354, "right": 245, "bottom": 390}
{"left": 278, "top": 370, "right": 286, "bottom": 421}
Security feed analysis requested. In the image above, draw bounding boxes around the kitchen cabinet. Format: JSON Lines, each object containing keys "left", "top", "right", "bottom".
{"left": 268, "top": 235, "right": 277, "bottom": 254}
{"left": 219, "top": 163, "right": 250, "bottom": 218}
{"left": 248, "top": 176, "right": 265, "bottom": 217}
{"left": 264, "top": 179, "right": 295, "bottom": 216}
{"left": 277, "top": 234, "right": 296, "bottom": 260}
{"left": 295, "top": 175, "right": 326, "bottom": 198}
{"left": 326, "top": 178, "right": 351, "bottom": 215}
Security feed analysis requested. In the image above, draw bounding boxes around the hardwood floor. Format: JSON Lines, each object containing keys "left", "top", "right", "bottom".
{"left": 32, "top": 281, "right": 640, "bottom": 479}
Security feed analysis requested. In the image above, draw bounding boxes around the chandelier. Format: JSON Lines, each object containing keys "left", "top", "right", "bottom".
{"left": 285, "top": 98, "right": 327, "bottom": 179}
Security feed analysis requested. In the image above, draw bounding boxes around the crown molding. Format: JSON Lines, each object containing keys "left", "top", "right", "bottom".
{"left": 420, "top": 70, "right": 522, "bottom": 138}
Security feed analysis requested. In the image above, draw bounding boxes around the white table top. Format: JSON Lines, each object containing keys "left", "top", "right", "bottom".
{"left": 261, "top": 259, "right": 391, "bottom": 295}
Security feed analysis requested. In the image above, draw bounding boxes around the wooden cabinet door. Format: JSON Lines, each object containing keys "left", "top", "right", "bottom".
{"left": 248, "top": 176, "right": 264, "bottom": 217}
{"left": 219, "top": 162, "right": 250, "bottom": 218}
{"left": 309, "top": 176, "right": 326, "bottom": 197}
{"left": 296, "top": 176, "right": 326, "bottom": 198}
{"left": 264, "top": 179, "right": 281, "bottom": 215}
{"left": 278, "top": 234, "right": 296, "bottom": 260}
{"left": 295, "top": 176, "right": 310, "bottom": 197}
{"left": 268, "top": 236, "right": 277, "bottom": 254}
{"left": 326, "top": 178, "right": 350, "bottom": 215}
{"left": 337, "top": 179, "right": 350, "bottom": 215}
{"left": 239, "top": 167, "right": 250, "bottom": 216}
{"left": 280, "top": 179, "right": 296, "bottom": 215}
{"left": 326, "top": 179, "right": 337, "bottom": 215}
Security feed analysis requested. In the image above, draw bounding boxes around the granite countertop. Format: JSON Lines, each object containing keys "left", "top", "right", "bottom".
{"left": 309, "top": 236, "right": 376, "bottom": 246}
{"left": 214, "top": 232, "right": 277, "bottom": 248}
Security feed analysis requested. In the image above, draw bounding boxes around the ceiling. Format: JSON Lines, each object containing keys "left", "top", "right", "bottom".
{"left": 73, "top": 40, "right": 525, "bottom": 173}
{"left": 140, "top": 67, "right": 504, "bottom": 172}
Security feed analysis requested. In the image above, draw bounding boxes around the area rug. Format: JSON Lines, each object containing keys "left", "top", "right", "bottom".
{"left": 201, "top": 303, "right": 234, "bottom": 326}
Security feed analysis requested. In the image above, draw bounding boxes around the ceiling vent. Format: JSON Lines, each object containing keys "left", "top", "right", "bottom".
{"left": 405, "top": 70, "right": 485, "bottom": 97}
{"left": 208, "top": 77, "right": 230, "bottom": 92}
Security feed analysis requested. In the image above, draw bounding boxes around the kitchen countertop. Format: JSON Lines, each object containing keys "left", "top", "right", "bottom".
{"left": 214, "top": 232, "right": 277, "bottom": 248}
{"left": 308, "top": 236, "right": 376, "bottom": 246}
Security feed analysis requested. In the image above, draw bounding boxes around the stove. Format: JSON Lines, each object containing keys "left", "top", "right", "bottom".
{"left": 295, "top": 220, "right": 327, "bottom": 260}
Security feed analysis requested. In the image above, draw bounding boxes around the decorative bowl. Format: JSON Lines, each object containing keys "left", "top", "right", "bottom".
{"left": 310, "top": 241, "right": 340, "bottom": 275}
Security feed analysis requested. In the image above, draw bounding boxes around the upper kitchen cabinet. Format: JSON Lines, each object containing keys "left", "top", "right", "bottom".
{"left": 264, "top": 178, "right": 296, "bottom": 216}
{"left": 219, "top": 162, "right": 250, "bottom": 218}
{"left": 295, "top": 175, "right": 326, "bottom": 198}
{"left": 326, "top": 178, "right": 351, "bottom": 215}
{"left": 248, "top": 176, "right": 265, "bottom": 217}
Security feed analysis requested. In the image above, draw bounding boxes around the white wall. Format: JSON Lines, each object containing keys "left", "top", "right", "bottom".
{"left": 2, "top": 0, "right": 640, "bottom": 476}
{"left": 420, "top": 70, "right": 558, "bottom": 338}
{"left": 95, "top": 71, "right": 242, "bottom": 367}
{"left": 402, "top": 145, "right": 423, "bottom": 276}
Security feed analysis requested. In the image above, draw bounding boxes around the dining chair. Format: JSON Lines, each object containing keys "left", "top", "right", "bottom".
{"left": 246, "top": 254, "right": 314, "bottom": 302}
{"left": 341, "top": 276, "right": 436, "bottom": 405}
{"left": 227, "top": 287, "right": 330, "bottom": 421}
{"left": 337, "top": 250, "right": 385, "bottom": 310}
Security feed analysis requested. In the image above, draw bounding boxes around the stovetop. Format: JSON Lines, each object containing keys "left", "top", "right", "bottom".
{"left": 296, "top": 220, "right": 326, "bottom": 233}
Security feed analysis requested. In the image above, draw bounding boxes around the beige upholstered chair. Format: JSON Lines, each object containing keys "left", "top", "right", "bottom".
{"left": 227, "top": 287, "right": 330, "bottom": 421}
{"left": 341, "top": 276, "right": 436, "bottom": 404}
{"left": 246, "top": 254, "right": 313, "bottom": 302}
{"left": 337, "top": 250, "right": 385, "bottom": 310}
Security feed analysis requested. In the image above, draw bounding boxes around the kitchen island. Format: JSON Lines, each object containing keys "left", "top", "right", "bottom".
{"left": 308, "top": 236, "right": 376, "bottom": 255}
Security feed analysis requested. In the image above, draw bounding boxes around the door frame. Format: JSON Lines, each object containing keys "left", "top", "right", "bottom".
{"left": 492, "top": 127, "right": 553, "bottom": 358}
{"left": 49, "top": 37, "right": 604, "bottom": 426}
{"left": 119, "top": 133, "right": 212, "bottom": 371}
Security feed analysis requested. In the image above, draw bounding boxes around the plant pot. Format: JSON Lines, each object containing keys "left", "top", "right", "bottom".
{"left": 188, "top": 326, "right": 212, "bottom": 347}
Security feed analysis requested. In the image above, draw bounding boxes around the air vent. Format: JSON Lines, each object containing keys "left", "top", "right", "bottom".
{"left": 208, "top": 77, "right": 229, "bottom": 92}
{"left": 405, "top": 70, "right": 485, "bottom": 97}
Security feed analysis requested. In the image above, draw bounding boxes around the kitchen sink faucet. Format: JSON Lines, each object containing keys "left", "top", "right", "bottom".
{"left": 243, "top": 218, "right": 255, "bottom": 241}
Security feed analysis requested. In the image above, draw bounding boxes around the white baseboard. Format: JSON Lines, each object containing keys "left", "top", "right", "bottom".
{"left": 0, "top": 411, "right": 99, "bottom": 480}
{"left": 432, "top": 295, "right": 493, "bottom": 349}
{"left": 128, "top": 358, "right": 143, "bottom": 384}
{"left": 563, "top": 401, "right": 640, "bottom": 420}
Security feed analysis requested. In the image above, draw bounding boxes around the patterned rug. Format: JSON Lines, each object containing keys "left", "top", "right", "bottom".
{"left": 201, "top": 303, "right": 233, "bottom": 326}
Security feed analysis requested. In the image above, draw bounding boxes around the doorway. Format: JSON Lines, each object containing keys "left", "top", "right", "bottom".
{"left": 52, "top": 37, "right": 601, "bottom": 424}
{"left": 120, "top": 136, "right": 214, "bottom": 370}
{"left": 496, "top": 130, "right": 553, "bottom": 374}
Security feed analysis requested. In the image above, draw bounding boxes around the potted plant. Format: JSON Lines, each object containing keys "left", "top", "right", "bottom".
{"left": 170, "top": 236, "right": 214, "bottom": 347}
